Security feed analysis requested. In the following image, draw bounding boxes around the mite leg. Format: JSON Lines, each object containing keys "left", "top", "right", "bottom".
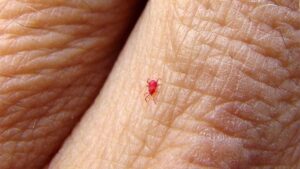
{"left": 144, "top": 92, "right": 151, "bottom": 102}
{"left": 145, "top": 94, "right": 151, "bottom": 102}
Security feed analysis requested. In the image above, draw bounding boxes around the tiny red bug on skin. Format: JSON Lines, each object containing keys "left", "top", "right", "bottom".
{"left": 145, "top": 78, "right": 160, "bottom": 103}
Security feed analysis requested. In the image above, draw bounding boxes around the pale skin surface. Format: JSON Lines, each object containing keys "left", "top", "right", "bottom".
{"left": 0, "top": 0, "right": 299, "bottom": 169}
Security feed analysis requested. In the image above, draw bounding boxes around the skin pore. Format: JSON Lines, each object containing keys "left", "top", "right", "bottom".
{"left": 0, "top": 0, "right": 300, "bottom": 169}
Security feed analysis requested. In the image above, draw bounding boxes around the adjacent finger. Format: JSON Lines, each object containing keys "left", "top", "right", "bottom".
{"left": 0, "top": 0, "right": 145, "bottom": 168}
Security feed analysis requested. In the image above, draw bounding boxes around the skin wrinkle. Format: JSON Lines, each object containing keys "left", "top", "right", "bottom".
{"left": 188, "top": 2, "right": 290, "bottom": 66}
{"left": 142, "top": 0, "right": 221, "bottom": 166}
{"left": 141, "top": 0, "right": 300, "bottom": 168}
{"left": 0, "top": 48, "right": 109, "bottom": 77}
{"left": 171, "top": 0, "right": 296, "bottom": 100}
{"left": 48, "top": 0, "right": 300, "bottom": 169}
{"left": 0, "top": 1, "right": 126, "bottom": 56}
{"left": 0, "top": 0, "right": 144, "bottom": 169}
{"left": 154, "top": 0, "right": 294, "bottom": 168}
{"left": 0, "top": 71, "right": 93, "bottom": 127}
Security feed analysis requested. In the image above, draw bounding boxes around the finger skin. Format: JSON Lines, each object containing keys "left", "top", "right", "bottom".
{"left": 50, "top": 0, "right": 300, "bottom": 169}
{"left": 0, "top": 0, "right": 144, "bottom": 169}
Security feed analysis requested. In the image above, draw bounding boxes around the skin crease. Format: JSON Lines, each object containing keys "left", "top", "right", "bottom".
{"left": 0, "top": 0, "right": 299, "bottom": 169}
{"left": 47, "top": 0, "right": 300, "bottom": 169}
{"left": 0, "top": 0, "right": 146, "bottom": 169}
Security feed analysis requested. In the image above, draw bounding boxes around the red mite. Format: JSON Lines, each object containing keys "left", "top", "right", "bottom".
{"left": 145, "top": 78, "right": 160, "bottom": 103}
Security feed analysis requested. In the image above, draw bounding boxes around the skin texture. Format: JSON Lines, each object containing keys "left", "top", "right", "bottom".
{"left": 49, "top": 0, "right": 300, "bottom": 169}
{"left": 0, "top": 0, "right": 145, "bottom": 169}
{"left": 0, "top": 0, "right": 299, "bottom": 169}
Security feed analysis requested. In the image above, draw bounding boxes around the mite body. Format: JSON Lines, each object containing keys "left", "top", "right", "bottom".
{"left": 145, "top": 78, "right": 160, "bottom": 103}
